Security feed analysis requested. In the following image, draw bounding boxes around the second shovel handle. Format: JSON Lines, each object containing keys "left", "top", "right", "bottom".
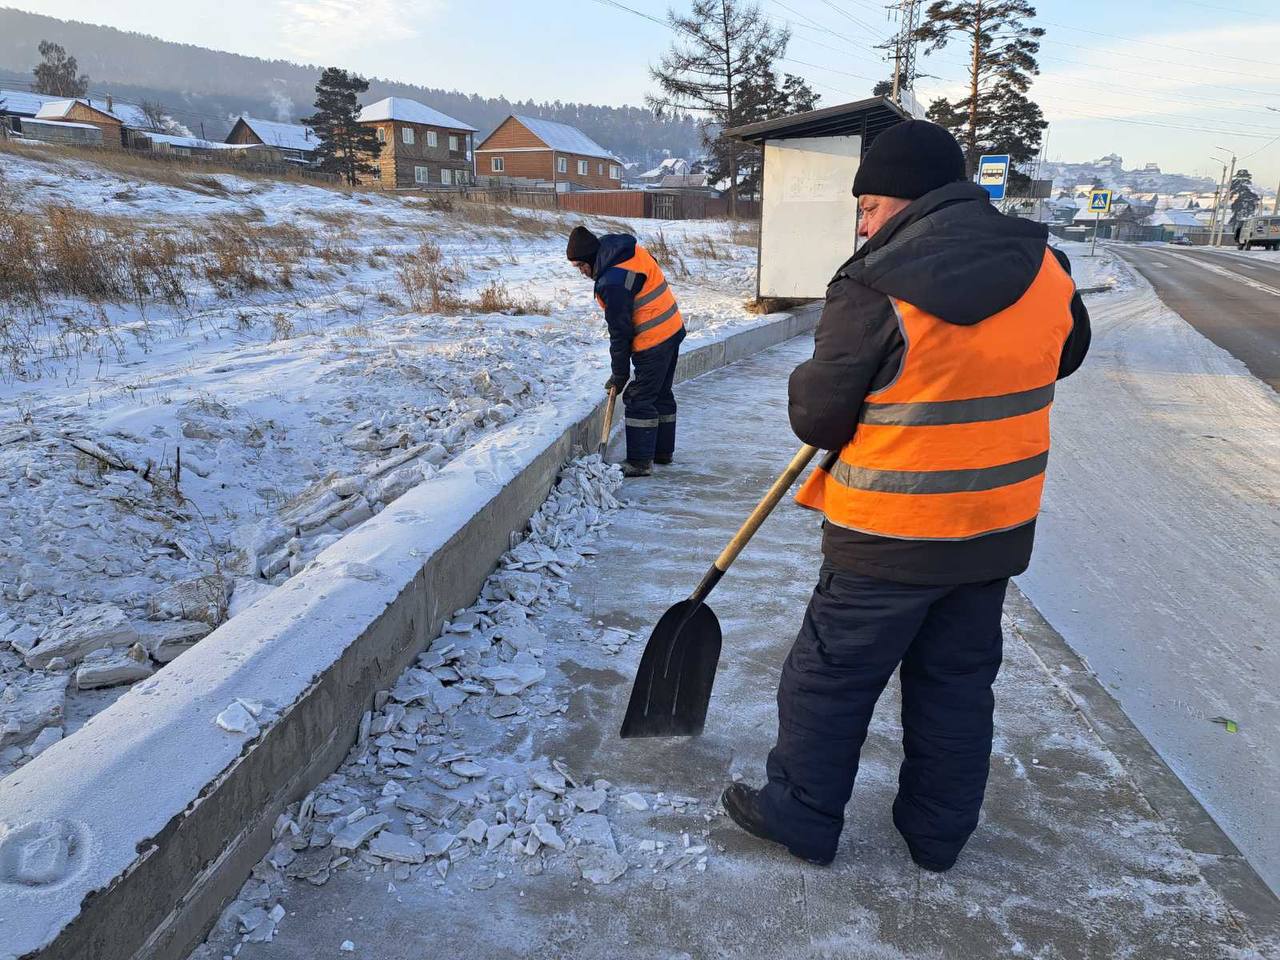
{"left": 599, "top": 388, "right": 618, "bottom": 452}
{"left": 713, "top": 444, "right": 819, "bottom": 573}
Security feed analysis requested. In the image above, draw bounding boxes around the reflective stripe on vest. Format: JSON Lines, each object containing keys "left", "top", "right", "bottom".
{"left": 595, "top": 244, "right": 684, "bottom": 352}
{"left": 795, "top": 248, "right": 1076, "bottom": 541}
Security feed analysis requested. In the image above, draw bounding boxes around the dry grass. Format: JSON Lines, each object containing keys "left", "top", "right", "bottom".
{"left": 730, "top": 219, "right": 760, "bottom": 247}
{"left": 685, "top": 233, "right": 730, "bottom": 261}
{"left": 394, "top": 239, "right": 548, "bottom": 317}
{"left": 396, "top": 238, "right": 463, "bottom": 313}
{"left": 646, "top": 227, "right": 689, "bottom": 279}
{"left": 0, "top": 136, "right": 365, "bottom": 196}
{"left": 0, "top": 184, "right": 360, "bottom": 373}
{"left": 450, "top": 200, "right": 555, "bottom": 237}
{"left": 474, "top": 279, "right": 549, "bottom": 316}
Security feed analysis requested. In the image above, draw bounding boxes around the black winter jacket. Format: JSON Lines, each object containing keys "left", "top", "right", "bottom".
{"left": 789, "top": 181, "right": 1091, "bottom": 585}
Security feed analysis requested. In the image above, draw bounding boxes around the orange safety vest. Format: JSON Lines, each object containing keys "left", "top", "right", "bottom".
{"left": 795, "top": 248, "right": 1076, "bottom": 541}
{"left": 595, "top": 244, "right": 684, "bottom": 352}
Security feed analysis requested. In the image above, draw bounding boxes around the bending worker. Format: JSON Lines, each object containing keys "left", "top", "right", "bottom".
{"left": 721, "top": 121, "right": 1091, "bottom": 871}
{"left": 567, "top": 226, "right": 686, "bottom": 477}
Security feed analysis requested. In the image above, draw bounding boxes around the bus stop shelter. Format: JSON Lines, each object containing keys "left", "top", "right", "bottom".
{"left": 726, "top": 96, "right": 908, "bottom": 305}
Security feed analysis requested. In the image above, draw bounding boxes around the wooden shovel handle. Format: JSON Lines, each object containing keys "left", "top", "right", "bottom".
{"left": 599, "top": 388, "right": 618, "bottom": 452}
{"left": 684, "top": 444, "right": 819, "bottom": 609}
{"left": 714, "top": 444, "right": 819, "bottom": 571}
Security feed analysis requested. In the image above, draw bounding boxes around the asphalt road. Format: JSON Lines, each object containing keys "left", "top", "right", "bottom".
{"left": 1112, "top": 245, "right": 1280, "bottom": 391}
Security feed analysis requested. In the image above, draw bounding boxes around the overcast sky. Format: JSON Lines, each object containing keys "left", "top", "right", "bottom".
{"left": 12, "top": 0, "right": 1280, "bottom": 189}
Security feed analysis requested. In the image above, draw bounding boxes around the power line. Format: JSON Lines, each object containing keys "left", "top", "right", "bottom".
{"left": 1036, "top": 34, "right": 1280, "bottom": 86}
{"left": 1036, "top": 18, "right": 1280, "bottom": 71}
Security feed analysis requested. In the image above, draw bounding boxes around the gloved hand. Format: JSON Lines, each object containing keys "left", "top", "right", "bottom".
{"left": 605, "top": 373, "right": 628, "bottom": 394}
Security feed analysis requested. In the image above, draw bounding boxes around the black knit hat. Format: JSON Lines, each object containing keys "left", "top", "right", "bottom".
{"left": 566, "top": 225, "right": 600, "bottom": 263}
{"left": 851, "top": 120, "right": 967, "bottom": 200}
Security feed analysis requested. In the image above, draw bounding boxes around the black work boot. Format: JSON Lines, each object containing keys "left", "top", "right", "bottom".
{"left": 720, "top": 784, "right": 833, "bottom": 866}
{"left": 653, "top": 454, "right": 673, "bottom": 465}
{"left": 621, "top": 460, "right": 652, "bottom": 478}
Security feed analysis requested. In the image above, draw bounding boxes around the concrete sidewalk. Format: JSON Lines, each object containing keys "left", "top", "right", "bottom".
{"left": 207, "top": 336, "right": 1275, "bottom": 960}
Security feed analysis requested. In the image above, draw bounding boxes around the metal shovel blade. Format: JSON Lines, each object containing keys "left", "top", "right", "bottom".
{"left": 619, "top": 599, "right": 722, "bottom": 739}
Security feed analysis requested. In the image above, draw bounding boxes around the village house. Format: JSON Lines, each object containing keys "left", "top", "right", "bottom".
{"left": 356, "top": 97, "right": 477, "bottom": 188}
{"left": 473, "top": 115, "right": 622, "bottom": 191}
{"left": 225, "top": 116, "right": 318, "bottom": 164}
{"left": 0, "top": 88, "right": 62, "bottom": 132}
{"left": 32, "top": 97, "right": 128, "bottom": 147}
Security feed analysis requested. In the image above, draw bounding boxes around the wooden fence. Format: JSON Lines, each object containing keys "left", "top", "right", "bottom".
{"left": 400, "top": 182, "right": 760, "bottom": 221}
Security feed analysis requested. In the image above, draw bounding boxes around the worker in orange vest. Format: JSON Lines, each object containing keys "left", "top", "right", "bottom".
{"left": 721, "top": 121, "right": 1091, "bottom": 870}
{"left": 567, "top": 226, "right": 686, "bottom": 477}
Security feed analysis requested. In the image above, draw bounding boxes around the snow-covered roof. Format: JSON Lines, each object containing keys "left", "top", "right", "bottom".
{"left": 30, "top": 96, "right": 155, "bottom": 127}
{"left": 22, "top": 118, "right": 101, "bottom": 131}
{"left": 35, "top": 99, "right": 85, "bottom": 120}
{"left": 233, "top": 116, "right": 317, "bottom": 154}
{"left": 0, "top": 89, "right": 63, "bottom": 117}
{"left": 1150, "top": 210, "right": 1202, "bottom": 227}
{"left": 641, "top": 158, "right": 689, "bottom": 179}
{"left": 107, "top": 101, "right": 154, "bottom": 129}
{"left": 358, "top": 97, "right": 476, "bottom": 132}
{"left": 141, "top": 131, "right": 246, "bottom": 150}
{"left": 512, "top": 115, "right": 617, "bottom": 161}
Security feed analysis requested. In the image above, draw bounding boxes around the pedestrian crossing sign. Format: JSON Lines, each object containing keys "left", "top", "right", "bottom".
{"left": 1089, "top": 189, "right": 1113, "bottom": 214}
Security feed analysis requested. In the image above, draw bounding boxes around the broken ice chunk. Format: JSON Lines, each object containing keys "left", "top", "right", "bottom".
{"left": 368, "top": 831, "right": 426, "bottom": 864}
{"left": 619, "top": 792, "right": 648, "bottom": 811}
{"left": 332, "top": 814, "right": 390, "bottom": 852}
{"left": 449, "top": 759, "right": 487, "bottom": 779}
{"left": 531, "top": 819, "right": 565, "bottom": 851}
{"left": 532, "top": 771, "right": 567, "bottom": 796}
{"left": 214, "top": 702, "right": 260, "bottom": 738}
{"left": 566, "top": 787, "right": 606, "bottom": 813}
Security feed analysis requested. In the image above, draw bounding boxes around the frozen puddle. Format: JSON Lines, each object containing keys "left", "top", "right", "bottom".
{"left": 192, "top": 454, "right": 714, "bottom": 955}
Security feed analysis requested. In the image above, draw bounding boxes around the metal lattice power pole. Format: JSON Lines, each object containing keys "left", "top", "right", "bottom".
{"left": 885, "top": 0, "right": 923, "bottom": 106}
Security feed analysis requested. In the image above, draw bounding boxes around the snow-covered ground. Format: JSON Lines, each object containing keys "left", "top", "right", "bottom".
{"left": 0, "top": 145, "right": 762, "bottom": 774}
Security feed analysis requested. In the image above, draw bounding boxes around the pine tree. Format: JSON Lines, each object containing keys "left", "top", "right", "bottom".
{"left": 32, "top": 40, "right": 89, "bottom": 98}
{"left": 302, "top": 68, "right": 381, "bottom": 187}
{"left": 648, "top": 0, "right": 789, "bottom": 216}
{"left": 914, "top": 1, "right": 1047, "bottom": 175}
{"left": 1229, "top": 168, "right": 1260, "bottom": 225}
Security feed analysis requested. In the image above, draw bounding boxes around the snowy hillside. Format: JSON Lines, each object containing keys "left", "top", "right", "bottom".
{"left": 0, "top": 143, "right": 762, "bottom": 773}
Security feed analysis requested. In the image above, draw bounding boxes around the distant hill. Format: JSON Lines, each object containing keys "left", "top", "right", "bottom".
{"left": 0, "top": 6, "right": 702, "bottom": 163}
{"left": 1041, "top": 153, "right": 1218, "bottom": 199}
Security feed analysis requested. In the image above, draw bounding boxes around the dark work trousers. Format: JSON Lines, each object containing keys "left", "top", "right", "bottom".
{"left": 758, "top": 563, "right": 1008, "bottom": 867}
{"left": 623, "top": 328, "right": 684, "bottom": 464}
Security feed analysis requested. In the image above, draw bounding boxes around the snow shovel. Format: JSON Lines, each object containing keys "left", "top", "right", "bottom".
{"left": 620, "top": 444, "right": 820, "bottom": 739}
{"left": 598, "top": 387, "right": 618, "bottom": 456}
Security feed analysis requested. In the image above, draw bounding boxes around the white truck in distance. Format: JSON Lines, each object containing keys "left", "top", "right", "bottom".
{"left": 1236, "top": 214, "right": 1280, "bottom": 250}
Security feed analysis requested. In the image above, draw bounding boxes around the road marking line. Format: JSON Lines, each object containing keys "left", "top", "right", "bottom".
{"left": 1158, "top": 251, "right": 1280, "bottom": 298}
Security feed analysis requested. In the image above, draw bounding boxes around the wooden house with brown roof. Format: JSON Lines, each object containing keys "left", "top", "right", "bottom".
{"left": 474, "top": 115, "right": 622, "bottom": 190}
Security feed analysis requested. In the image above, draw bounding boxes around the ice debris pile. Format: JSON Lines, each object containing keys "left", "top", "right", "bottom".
{"left": 197, "top": 456, "right": 716, "bottom": 955}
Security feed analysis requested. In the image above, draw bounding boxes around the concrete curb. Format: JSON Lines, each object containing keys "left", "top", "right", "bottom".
{"left": 0, "top": 305, "right": 819, "bottom": 960}
{"left": 1005, "top": 585, "right": 1280, "bottom": 949}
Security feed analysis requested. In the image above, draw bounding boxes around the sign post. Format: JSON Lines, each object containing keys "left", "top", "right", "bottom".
{"left": 977, "top": 154, "right": 1010, "bottom": 201}
{"left": 1088, "top": 188, "right": 1113, "bottom": 257}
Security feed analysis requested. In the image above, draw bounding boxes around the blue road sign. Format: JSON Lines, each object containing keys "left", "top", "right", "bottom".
{"left": 977, "top": 154, "right": 1010, "bottom": 200}
{"left": 1089, "top": 188, "right": 1113, "bottom": 213}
